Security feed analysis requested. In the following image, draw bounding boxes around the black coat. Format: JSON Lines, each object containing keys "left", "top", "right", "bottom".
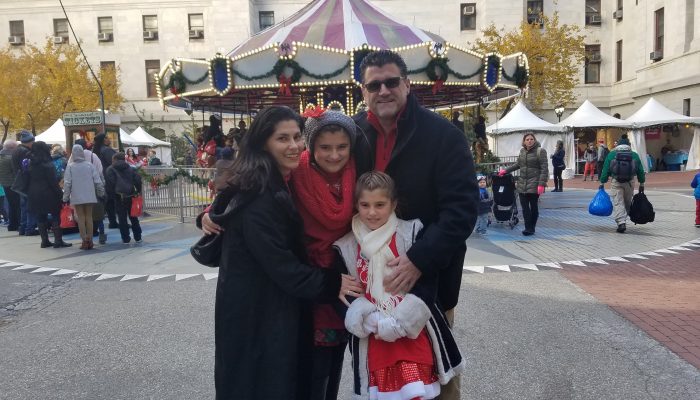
{"left": 105, "top": 160, "right": 142, "bottom": 198}
{"left": 209, "top": 177, "right": 341, "bottom": 400}
{"left": 353, "top": 94, "right": 479, "bottom": 311}
{"left": 27, "top": 160, "right": 62, "bottom": 215}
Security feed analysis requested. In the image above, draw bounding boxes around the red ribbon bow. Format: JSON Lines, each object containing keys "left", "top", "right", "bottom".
{"left": 302, "top": 105, "right": 326, "bottom": 119}
{"left": 432, "top": 79, "right": 444, "bottom": 95}
{"left": 278, "top": 75, "right": 292, "bottom": 96}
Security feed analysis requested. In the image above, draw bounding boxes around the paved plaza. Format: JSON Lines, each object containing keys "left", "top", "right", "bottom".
{"left": 0, "top": 181, "right": 698, "bottom": 399}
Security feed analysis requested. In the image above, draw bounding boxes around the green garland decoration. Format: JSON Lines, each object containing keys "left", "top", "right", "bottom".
{"left": 139, "top": 168, "right": 211, "bottom": 188}
{"left": 162, "top": 69, "right": 209, "bottom": 94}
{"left": 501, "top": 65, "right": 528, "bottom": 88}
{"left": 407, "top": 58, "right": 483, "bottom": 81}
{"left": 232, "top": 59, "right": 350, "bottom": 82}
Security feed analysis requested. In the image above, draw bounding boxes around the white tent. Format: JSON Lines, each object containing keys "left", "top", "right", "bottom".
{"left": 34, "top": 119, "right": 66, "bottom": 145}
{"left": 487, "top": 102, "right": 575, "bottom": 179}
{"left": 129, "top": 126, "right": 172, "bottom": 165}
{"left": 120, "top": 128, "right": 151, "bottom": 147}
{"left": 558, "top": 100, "right": 633, "bottom": 129}
{"left": 625, "top": 98, "right": 700, "bottom": 171}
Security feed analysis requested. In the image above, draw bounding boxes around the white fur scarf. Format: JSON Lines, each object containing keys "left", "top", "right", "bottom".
{"left": 351, "top": 212, "right": 402, "bottom": 316}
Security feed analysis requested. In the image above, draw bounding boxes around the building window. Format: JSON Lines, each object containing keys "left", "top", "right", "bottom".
{"left": 654, "top": 8, "right": 664, "bottom": 54}
{"left": 188, "top": 13, "right": 204, "bottom": 39}
{"left": 97, "top": 17, "right": 113, "bottom": 42}
{"left": 54, "top": 18, "right": 69, "bottom": 43}
{"left": 683, "top": 99, "right": 691, "bottom": 116}
{"left": 9, "top": 20, "right": 24, "bottom": 45}
{"left": 460, "top": 4, "right": 476, "bottom": 30}
{"left": 615, "top": 40, "right": 622, "bottom": 82}
{"left": 584, "top": 45, "right": 601, "bottom": 84}
{"left": 527, "top": 0, "right": 543, "bottom": 25}
{"left": 617, "top": 0, "right": 624, "bottom": 11}
{"left": 100, "top": 61, "right": 115, "bottom": 71}
{"left": 259, "top": 11, "right": 275, "bottom": 30}
{"left": 143, "top": 15, "right": 158, "bottom": 40}
{"left": 585, "top": 0, "right": 601, "bottom": 25}
{"left": 145, "top": 60, "right": 160, "bottom": 98}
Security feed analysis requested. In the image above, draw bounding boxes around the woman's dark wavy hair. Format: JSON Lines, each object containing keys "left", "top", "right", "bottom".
{"left": 30, "top": 141, "right": 53, "bottom": 164}
{"left": 224, "top": 106, "right": 303, "bottom": 193}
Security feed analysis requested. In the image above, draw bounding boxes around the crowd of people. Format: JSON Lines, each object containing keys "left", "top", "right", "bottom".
{"left": 0, "top": 131, "right": 143, "bottom": 249}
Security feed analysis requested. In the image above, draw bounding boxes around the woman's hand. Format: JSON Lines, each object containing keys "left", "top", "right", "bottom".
{"left": 537, "top": 185, "right": 545, "bottom": 195}
{"left": 497, "top": 169, "right": 506, "bottom": 177}
{"left": 339, "top": 274, "right": 363, "bottom": 306}
{"left": 201, "top": 213, "right": 224, "bottom": 235}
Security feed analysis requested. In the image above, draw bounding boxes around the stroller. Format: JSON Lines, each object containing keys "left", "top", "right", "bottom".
{"left": 489, "top": 172, "right": 519, "bottom": 229}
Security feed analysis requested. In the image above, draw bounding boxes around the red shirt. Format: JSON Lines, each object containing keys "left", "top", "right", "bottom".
{"left": 367, "top": 111, "right": 399, "bottom": 173}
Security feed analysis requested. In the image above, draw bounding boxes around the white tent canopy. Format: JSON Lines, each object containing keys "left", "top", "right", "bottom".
{"left": 487, "top": 102, "right": 566, "bottom": 134}
{"left": 558, "top": 100, "right": 632, "bottom": 129}
{"left": 35, "top": 119, "right": 66, "bottom": 145}
{"left": 487, "top": 102, "right": 575, "bottom": 179}
{"left": 120, "top": 128, "right": 151, "bottom": 146}
{"left": 129, "top": 126, "right": 172, "bottom": 165}
{"left": 625, "top": 98, "right": 700, "bottom": 127}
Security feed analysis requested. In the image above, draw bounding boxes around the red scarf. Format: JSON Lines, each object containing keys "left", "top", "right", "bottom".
{"left": 291, "top": 151, "right": 356, "bottom": 267}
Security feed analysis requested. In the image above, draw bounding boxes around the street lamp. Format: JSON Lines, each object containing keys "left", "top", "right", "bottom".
{"left": 554, "top": 106, "right": 565, "bottom": 122}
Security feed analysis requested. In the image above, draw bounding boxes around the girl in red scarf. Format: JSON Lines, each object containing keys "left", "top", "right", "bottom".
{"left": 291, "top": 108, "right": 358, "bottom": 400}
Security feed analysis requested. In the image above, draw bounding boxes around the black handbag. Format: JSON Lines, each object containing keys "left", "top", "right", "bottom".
{"left": 190, "top": 232, "right": 223, "bottom": 268}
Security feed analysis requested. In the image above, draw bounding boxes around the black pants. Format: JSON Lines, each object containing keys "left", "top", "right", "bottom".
{"left": 105, "top": 197, "right": 118, "bottom": 226}
{"left": 553, "top": 166, "right": 564, "bottom": 191}
{"left": 2, "top": 185, "right": 20, "bottom": 230}
{"left": 115, "top": 196, "right": 142, "bottom": 243}
{"left": 519, "top": 193, "right": 540, "bottom": 232}
{"left": 596, "top": 161, "right": 605, "bottom": 177}
{"left": 310, "top": 344, "right": 345, "bottom": 400}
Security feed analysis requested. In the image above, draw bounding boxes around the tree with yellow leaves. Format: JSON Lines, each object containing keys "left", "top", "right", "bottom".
{"left": 0, "top": 39, "right": 123, "bottom": 143}
{"left": 472, "top": 12, "right": 585, "bottom": 111}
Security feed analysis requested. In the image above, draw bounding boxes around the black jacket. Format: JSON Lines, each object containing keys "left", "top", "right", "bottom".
{"left": 27, "top": 160, "right": 62, "bottom": 215}
{"left": 105, "top": 160, "right": 142, "bottom": 198}
{"left": 353, "top": 94, "right": 479, "bottom": 311}
{"left": 97, "top": 146, "right": 117, "bottom": 171}
{"left": 11, "top": 144, "right": 31, "bottom": 176}
{"left": 209, "top": 176, "right": 341, "bottom": 400}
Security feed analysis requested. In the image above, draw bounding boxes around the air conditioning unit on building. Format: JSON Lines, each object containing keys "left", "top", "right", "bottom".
{"left": 143, "top": 30, "right": 158, "bottom": 40}
{"left": 463, "top": 5, "right": 475, "bottom": 15}
{"left": 613, "top": 9, "right": 623, "bottom": 20}
{"left": 589, "top": 14, "right": 602, "bottom": 24}
{"left": 589, "top": 53, "right": 602, "bottom": 63}
{"left": 8, "top": 35, "right": 23, "bottom": 45}
{"left": 649, "top": 50, "right": 663, "bottom": 61}
{"left": 53, "top": 36, "right": 66, "bottom": 44}
{"left": 97, "top": 32, "right": 112, "bottom": 42}
{"left": 189, "top": 29, "right": 203, "bottom": 39}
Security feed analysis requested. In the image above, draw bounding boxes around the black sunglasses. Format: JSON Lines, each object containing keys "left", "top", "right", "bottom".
{"left": 363, "top": 77, "right": 403, "bottom": 93}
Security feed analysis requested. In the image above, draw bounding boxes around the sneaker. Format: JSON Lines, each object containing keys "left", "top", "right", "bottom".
{"left": 24, "top": 229, "right": 39, "bottom": 236}
{"left": 122, "top": 238, "right": 131, "bottom": 244}
{"left": 616, "top": 223, "right": 626, "bottom": 233}
{"left": 135, "top": 238, "right": 142, "bottom": 243}
{"left": 99, "top": 233, "right": 107, "bottom": 244}
{"left": 522, "top": 230, "right": 534, "bottom": 236}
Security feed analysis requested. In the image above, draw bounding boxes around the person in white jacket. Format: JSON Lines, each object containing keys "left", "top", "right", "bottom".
{"left": 63, "top": 144, "right": 105, "bottom": 250}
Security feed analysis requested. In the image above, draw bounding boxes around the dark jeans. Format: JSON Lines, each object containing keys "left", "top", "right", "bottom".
{"left": 310, "top": 344, "right": 345, "bottom": 400}
{"left": 115, "top": 196, "right": 142, "bottom": 243}
{"left": 596, "top": 161, "right": 605, "bottom": 177}
{"left": 19, "top": 194, "right": 37, "bottom": 233}
{"left": 2, "top": 185, "right": 20, "bottom": 229}
{"left": 519, "top": 193, "right": 540, "bottom": 232}
{"left": 105, "top": 197, "right": 118, "bottom": 226}
{"left": 553, "top": 166, "right": 564, "bottom": 191}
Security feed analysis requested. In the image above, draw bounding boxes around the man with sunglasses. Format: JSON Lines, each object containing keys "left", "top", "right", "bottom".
{"left": 353, "top": 50, "right": 479, "bottom": 400}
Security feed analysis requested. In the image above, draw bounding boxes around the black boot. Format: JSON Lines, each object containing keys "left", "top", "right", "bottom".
{"left": 38, "top": 223, "right": 53, "bottom": 248}
{"left": 51, "top": 221, "right": 73, "bottom": 248}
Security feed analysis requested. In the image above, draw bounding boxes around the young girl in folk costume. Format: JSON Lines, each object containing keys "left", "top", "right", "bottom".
{"left": 290, "top": 107, "right": 358, "bottom": 400}
{"left": 335, "top": 172, "right": 464, "bottom": 400}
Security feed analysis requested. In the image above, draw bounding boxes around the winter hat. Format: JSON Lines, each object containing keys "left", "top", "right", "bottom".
{"left": 19, "top": 130, "right": 35, "bottom": 144}
{"left": 302, "top": 108, "right": 357, "bottom": 159}
{"left": 476, "top": 174, "right": 486, "bottom": 182}
{"left": 618, "top": 134, "right": 630, "bottom": 146}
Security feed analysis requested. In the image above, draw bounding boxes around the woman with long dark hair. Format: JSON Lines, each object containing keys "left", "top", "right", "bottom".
{"left": 499, "top": 133, "right": 548, "bottom": 235}
{"left": 202, "top": 106, "right": 362, "bottom": 399}
{"left": 551, "top": 140, "right": 566, "bottom": 192}
{"left": 27, "top": 141, "right": 72, "bottom": 248}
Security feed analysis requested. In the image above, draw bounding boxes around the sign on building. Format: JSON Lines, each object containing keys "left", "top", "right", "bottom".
{"left": 62, "top": 111, "right": 103, "bottom": 126}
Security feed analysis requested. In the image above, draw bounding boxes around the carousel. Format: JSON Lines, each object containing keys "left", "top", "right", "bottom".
{"left": 155, "top": 0, "right": 529, "bottom": 116}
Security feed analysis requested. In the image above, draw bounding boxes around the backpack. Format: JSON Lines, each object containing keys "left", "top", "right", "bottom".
{"left": 114, "top": 169, "right": 135, "bottom": 197}
{"left": 610, "top": 151, "right": 636, "bottom": 183}
{"left": 53, "top": 157, "right": 65, "bottom": 179}
{"left": 600, "top": 147, "right": 610, "bottom": 161}
{"left": 629, "top": 192, "right": 655, "bottom": 224}
{"left": 11, "top": 158, "right": 31, "bottom": 196}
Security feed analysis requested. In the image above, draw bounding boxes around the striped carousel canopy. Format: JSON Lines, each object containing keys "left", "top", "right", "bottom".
{"left": 230, "top": 0, "right": 444, "bottom": 57}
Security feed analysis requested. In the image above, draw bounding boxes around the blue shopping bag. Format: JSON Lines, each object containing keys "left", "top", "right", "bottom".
{"left": 589, "top": 188, "right": 613, "bottom": 216}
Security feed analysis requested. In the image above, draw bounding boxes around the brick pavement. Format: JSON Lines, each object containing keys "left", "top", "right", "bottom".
{"left": 564, "top": 170, "right": 697, "bottom": 190}
{"left": 561, "top": 248, "right": 700, "bottom": 369}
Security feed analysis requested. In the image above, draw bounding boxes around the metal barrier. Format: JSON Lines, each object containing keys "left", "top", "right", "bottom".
{"left": 142, "top": 167, "right": 215, "bottom": 222}
{"left": 475, "top": 156, "right": 519, "bottom": 176}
